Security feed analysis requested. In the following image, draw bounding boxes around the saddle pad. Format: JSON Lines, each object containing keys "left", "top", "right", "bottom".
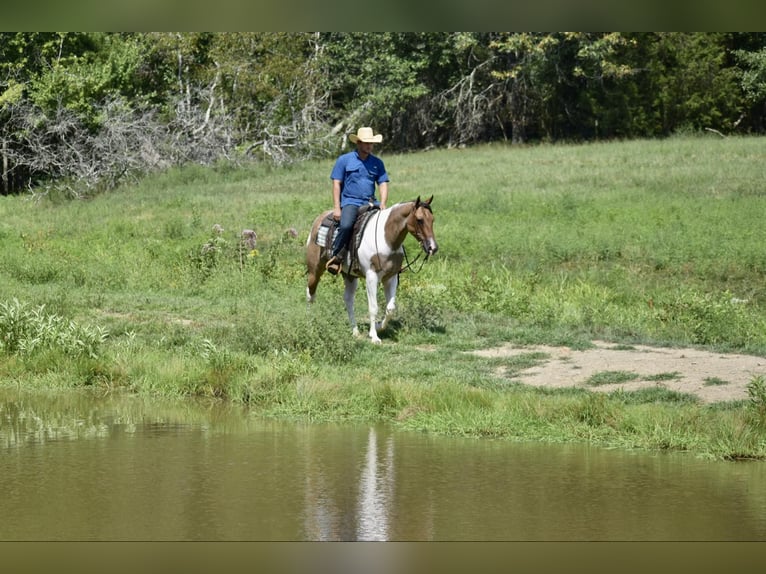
{"left": 315, "top": 214, "right": 337, "bottom": 248}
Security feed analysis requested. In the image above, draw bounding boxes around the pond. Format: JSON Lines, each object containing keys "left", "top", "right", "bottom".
{"left": 1, "top": 387, "right": 765, "bottom": 541}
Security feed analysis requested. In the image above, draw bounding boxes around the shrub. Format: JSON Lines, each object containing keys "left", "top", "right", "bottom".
{"left": 746, "top": 375, "right": 766, "bottom": 427}
{"left": 236, "top": 303, "right": 363, "bottom": 364}
{"left": 655, "top": 289, "right": 757, "bottom": 346}
{"left": 0, "top": 299, "right": 108, "bottom": 359}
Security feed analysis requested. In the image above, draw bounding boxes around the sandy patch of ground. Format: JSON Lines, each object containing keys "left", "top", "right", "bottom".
{"left": 471, "top": 340, "right": 766, "bottom": 403}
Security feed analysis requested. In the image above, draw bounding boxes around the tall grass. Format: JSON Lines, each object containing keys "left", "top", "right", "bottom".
{"left": 1, "top": 135, "right": 766, "bottom": 459}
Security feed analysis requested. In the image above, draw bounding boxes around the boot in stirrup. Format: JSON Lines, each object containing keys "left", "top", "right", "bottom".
{"left": 325, "top": 255, "right": 342, "bottom": 275}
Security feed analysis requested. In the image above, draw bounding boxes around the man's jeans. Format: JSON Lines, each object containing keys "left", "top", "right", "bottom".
{"left": 331, "top": 204, "right": 360, "bottom": 257}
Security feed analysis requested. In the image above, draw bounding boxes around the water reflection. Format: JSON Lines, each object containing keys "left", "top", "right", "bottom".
{"left": 301, "top": 426, "right": 397, "bottom": 541}
{"left": 1, "top": 388, "right": 765, "bottom": 541}
{"left": 357, "top": 427, "right": 395, "bottom": 541}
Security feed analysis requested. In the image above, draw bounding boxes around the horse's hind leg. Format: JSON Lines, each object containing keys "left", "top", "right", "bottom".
{"left": 307, "top": 274, "right": 319, "bottom": 304}
{"left": 307, "top": 261, "right": 323, "bottom": 304}
{"left": 306, "top": 215, "right": 331, "bottom": 304}
{"left": 305, "top": 237, "right": 324, "bottom": 304}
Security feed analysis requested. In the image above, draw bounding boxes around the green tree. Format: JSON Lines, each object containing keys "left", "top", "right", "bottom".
{"left": 645, "top": 33, "right": 743, "bottom": 134}
{"left": 489, "top": 33, "right": 622, "bottom": 142}
{"left": 489, "top": 32, "right": 556, "bottom": 143}
{"left": 207, "top": 33, "right": 331, "bottom": 157}
{"left": 3, "top": 32, "right": 766, "bottom": 195}
{"left": 5, "top": 33, "right": 148, "bottom": 128}
{"left": 562, "top": 32, "right": 643, "bottom": 139}
{"left": 317, "top": 33, "right": 433, "bottom": 147}
{"left": 735, "top": 44, "right": 766, "bottom": 131}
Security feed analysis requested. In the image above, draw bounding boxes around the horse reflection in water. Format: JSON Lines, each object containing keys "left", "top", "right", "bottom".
{"left": 306, "top": 196, "right": 437, "bottom": 343}
{"left": 301, "top": 427, "right": 397, "bottom": 542}
{"left": 356, "top": 426, "right": 396, "bottom": 541}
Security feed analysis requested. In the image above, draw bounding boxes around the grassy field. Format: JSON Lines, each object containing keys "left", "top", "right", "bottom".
{"left": 2, "top": 134, "right": 766, "bottom": 460}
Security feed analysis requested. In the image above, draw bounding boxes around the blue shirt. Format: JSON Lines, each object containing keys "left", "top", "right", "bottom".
{"left": 330, "top": 151, "right": 389, "bottom": 207}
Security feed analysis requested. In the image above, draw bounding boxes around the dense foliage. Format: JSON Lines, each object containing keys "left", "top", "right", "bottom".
{"left": 2, "top": 32, "right": 766, "bottom": 195}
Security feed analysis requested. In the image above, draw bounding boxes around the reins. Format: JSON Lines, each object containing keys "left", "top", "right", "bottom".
{"left": 400, "top": 245, "right": 429, "bottom": 274}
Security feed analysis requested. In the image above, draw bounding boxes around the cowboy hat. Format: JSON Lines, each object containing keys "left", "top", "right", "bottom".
{"left": 348, "top": 127, "right": 383, "bottom": 144}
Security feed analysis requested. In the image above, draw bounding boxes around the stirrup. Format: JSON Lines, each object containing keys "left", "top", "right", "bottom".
{"left": 325, "top": 256, "right": 342, "bottom": 275}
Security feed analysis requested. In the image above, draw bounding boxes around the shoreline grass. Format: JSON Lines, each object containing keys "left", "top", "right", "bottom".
{"left": 2, "top": 135, "right": 766, "bottom": 460}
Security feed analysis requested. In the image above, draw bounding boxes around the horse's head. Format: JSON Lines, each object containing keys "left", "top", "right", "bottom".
{"left": 407, "top": 195, "right": 438, "bottom": 257}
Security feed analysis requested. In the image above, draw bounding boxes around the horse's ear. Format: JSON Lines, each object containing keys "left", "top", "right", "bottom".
{"left": 415, "top": 195, "right": 421, "bottom": 206}
{"left": 426, "top": 195, "right": 433, "bottom": 205}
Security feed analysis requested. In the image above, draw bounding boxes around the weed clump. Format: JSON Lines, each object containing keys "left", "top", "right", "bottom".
{"left": 0, "top": 298, "right": 108, "bottom": 359}
{"left": 586, "top": 370, "right": 639, "bottom": 386}
{"left": 746, "top": 375, "right": 766, "bottom": 427}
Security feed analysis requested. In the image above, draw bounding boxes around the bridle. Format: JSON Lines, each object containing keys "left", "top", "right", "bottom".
{"left": 401, "top": 201, "right": 434, "bottom": 274}
{"left": 372, "top": 199, "right": 435, "bottom": 274}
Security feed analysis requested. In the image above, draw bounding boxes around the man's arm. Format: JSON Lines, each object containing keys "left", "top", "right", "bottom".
{"left": 378, "top": 181, "right": 388, "bottom": 210}
{"left": 332, "top": 179, "right": 342, "bottom": 220}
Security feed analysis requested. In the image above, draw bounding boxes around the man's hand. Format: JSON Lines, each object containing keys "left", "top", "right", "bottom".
{"left": 332, "top": 206, "right": 341, "bottom": 221}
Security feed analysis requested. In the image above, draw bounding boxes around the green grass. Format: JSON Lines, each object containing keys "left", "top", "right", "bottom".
{"left": 704, "top": 377, "right": 730, "bottom": 386}
{"left": 2, "top": 135, "right": 766, "bottom": 460}
{"left": 586, "top": 370, "right": 640, "bottom": 386}
{"left": 646, "top": 372, "right": 683, "bottom": 382}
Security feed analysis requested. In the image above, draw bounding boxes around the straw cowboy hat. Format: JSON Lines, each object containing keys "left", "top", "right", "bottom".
{"left": 348, "top": 127, "right": 383, "bottom": 144}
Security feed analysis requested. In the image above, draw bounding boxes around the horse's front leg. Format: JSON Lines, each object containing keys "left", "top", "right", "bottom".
{"left": 364, "top": 270, "right": 382, "bottom": 343}
{"left": 343, "top": 276, "right": 360, "bottom": 337}
{"left": 377, "top": 274, "right": 398, "bottom": 333}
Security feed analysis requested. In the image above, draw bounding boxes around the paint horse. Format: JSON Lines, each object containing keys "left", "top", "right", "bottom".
{"left": 306, "top": 196, "right": 438, "bottom": 343}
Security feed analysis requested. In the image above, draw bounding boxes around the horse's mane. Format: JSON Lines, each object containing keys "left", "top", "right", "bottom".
{"left": 390, "top": 198, "right": 432, "bottom": 212}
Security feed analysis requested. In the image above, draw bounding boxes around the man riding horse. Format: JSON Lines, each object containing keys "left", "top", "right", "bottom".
{"left": 325, "top": 127, "right": 389, "bottom": 275}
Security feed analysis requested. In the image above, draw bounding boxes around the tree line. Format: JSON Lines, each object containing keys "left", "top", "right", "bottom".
{"left": 2, "top": 32, "right": 765, "bottom": 196}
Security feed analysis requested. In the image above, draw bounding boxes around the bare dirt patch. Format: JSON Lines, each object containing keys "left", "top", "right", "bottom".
{"left": 472, "top": 340, "right": 766, "bottom": 403}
